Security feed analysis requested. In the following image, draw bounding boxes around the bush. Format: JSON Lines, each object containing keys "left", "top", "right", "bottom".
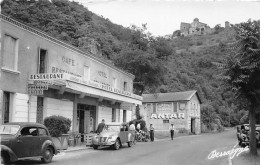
{"left": 129, "top": 119, "right": 146, "bottom": 131}
{"left": 44, "top": 115, "right": 71, "bottom": 137}
{"left": 196, "top": 41, "right": 203, "bottom": 46}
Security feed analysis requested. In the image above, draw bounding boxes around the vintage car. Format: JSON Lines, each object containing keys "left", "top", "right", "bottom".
{"left": 237, "top": 124, "right": 260, "bottom": 147}
{"left": 1, "top": 122, "right": 58, "bottom": 164}
{"left": 92, "top": 123, "right": 134, "bottom": 150}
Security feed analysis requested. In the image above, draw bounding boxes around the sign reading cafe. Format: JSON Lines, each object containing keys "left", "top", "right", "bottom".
{"left": 151, "top": 113, "right": 185, "bottom": 119}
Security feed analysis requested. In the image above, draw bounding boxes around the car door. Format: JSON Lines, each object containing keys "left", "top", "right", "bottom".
{"left": 12, "top": 127, "right": 40, "bottom": 158}
{"left": 38, "top": 127, "right": 49, "bottom": 155}
{"left": 119, "top": 125, "right": 127, "bottom": 144}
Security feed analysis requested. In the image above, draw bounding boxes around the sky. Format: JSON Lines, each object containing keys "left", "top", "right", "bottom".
{"left": 72, "top": 0, "right": 260, "bottom": 36}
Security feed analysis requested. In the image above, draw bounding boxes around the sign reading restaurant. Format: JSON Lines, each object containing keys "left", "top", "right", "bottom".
{"left": 29, "top": 73, "right": 64, "bottom": 80}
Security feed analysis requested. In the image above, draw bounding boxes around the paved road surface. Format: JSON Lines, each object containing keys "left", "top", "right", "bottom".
{"left": 11, "top": 129, "right": 244, "bottom": 165}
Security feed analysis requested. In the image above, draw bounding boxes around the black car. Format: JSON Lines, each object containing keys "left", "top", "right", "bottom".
{"left": 1, "top": 122, "right": 58, "bottom": 164}
{"left": 237, "top": 124, "right": 260, "bottom": 147}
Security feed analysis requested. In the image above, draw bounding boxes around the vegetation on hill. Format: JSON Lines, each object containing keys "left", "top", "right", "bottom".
{"left": 1, "top": 0, "right": 253, "bottom": 130}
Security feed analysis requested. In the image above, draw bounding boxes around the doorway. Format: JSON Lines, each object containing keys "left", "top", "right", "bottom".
{"left": 77, "top": 104, "right": 96, "bottom": 142}
{"left": 191, "top": 118, "right": 195, "bottom": 134}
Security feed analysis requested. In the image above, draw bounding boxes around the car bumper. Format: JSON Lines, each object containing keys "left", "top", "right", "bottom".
{"left": 92, "top": 141, "right": 115, "bottom": 146}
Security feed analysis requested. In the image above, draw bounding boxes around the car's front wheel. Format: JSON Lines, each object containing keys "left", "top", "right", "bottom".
{"left": 113, "top": 139, "right": 120, "bottom": 150}
{"left": 41, "top": 146, "right": 53, "bottom": 163}
{"left": 93, "top": 145, "right": 98, "bottom": 150}
{"left": 1, "top": 151, "right": 10, "bottom": 164}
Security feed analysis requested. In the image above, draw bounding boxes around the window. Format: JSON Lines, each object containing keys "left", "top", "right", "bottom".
{"left": 123, "top": 81, "right": 127, "bottom": 91}
{"left": 38, "top": 49, "right": 47, "bottom": 73}
{"left": 123, "top": 110, "right": 126, "bottom": 122}
{"left": 20, "top": 127, "right": 38, "bottom": 136}
{"left": 146, "top": 104, "right": 152, "bottom": 112}
{"left": 38, "top": 128, "right": 48, "bottom": 136}
{"left": 163, "top": 120, "right": 169, "bottom": 124}
{"left": 3, "top": 34, "right": 19, "bottom": 71}
{"left": 173, "top": 103, "right": 177, "bottom": 112}
{"left": 84, "top": 66, "right": 90, "bottom": 81}
{"left": 36, "top": 97, "right": 44, "bottom": 124}
{"left": 3, "top": 92, "right": 10, "bottom": 123}
{"left": 112, "top": 108, "right": 116, "bottom": 122}
{"left": 112, "top": 77, "right": 117, "bottom": 88}
{"left": 153, "top": 104, "right": 156, "bottom": 113}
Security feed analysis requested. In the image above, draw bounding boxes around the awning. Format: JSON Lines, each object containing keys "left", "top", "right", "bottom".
{"left": 66, "top": 81, "right": 142, "bottom": 105}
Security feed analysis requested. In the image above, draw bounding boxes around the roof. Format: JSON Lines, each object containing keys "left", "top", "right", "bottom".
{"left": 142, "top": 90, "right": 202, "bottom": 104}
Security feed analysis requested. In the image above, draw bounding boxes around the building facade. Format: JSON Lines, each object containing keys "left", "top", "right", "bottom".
{"left": 0, "top": 14, "right": 142, "bottom": 139}
{"left": 141, "top": 91, "right": 201, "bottom": 135}
{"left": 180, "top": 18, "right": 213, "bottom": 36}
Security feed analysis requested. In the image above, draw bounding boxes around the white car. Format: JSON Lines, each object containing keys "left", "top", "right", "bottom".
{"left": 92, "top": 123, "right": 134, "bottom": 150}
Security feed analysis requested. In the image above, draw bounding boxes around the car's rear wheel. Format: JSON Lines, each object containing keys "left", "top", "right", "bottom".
{"left": 41, "top": 146, "right": 53, "bottom": 163}
{"left": 1, "top": 151, "right": 10, "bottom": 164}
{"left": 128, "top": 141, "right": 133, "bottom": 147}
{"left": 113, "top": 139, "right": 120, "bottom": 150}
{"left": 93, "top": 145, "right": 98, "bottom": 150}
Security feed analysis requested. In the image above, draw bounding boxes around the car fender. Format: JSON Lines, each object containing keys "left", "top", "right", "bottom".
{"left": 41, "top": 140, "right": 57, "bottom": 155}
{"left": 1, "top": 145, "right": 18, "bottom": 162}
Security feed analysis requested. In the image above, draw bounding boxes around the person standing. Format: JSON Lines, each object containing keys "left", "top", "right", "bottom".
{"left": 136, "top": 123, "right": 141, "bottom": 132}
{"left": 129, "top": 122, "right": 136, "bottom": 144}
{"left": 96, "top": 119, "right": 105, "bottom": 134}
{"left": 149, "top": 124, "right": 155, "bottom": 142}
{"left": 169, "top": 123, "right": 175, "bottom": 140}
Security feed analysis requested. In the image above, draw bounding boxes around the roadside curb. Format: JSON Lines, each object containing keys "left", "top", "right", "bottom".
{"left": 59, "top": 146, "right": 92, "bottom": 153}
{"left": 62, "top": 135, "right": 203, "bottom": 152}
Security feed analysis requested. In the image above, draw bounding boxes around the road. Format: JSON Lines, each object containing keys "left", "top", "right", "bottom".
{"left": 11, "top": 129, "right": 246, "bottom": 165}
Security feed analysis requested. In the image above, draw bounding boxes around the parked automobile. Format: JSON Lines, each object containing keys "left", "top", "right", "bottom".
{"left": 1, "top": 122, "right": 58, "bottom": 164}
{"left": 92, "top": 123, "right": 134, "bottom": 150}
{"left": 236, "top": 124, "right": 260, "bottom": 147}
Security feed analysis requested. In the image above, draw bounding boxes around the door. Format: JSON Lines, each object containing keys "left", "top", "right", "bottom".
{"left": 79, "top": 110, "right": 85, "bottom": 134}
{"left": 191, "top": 118, "right": 195, "bottom": 134}
{"left": 36, "top": 97, "right": 44, "bottom": 124}
{"left": 119, "top": 125, "right": 128, "bottom": 143}
{"left": 13, "top": 127, "right": 40, "bottom": 158}
{"left": 38, "top": 127, "right": 49, "bottom": 155}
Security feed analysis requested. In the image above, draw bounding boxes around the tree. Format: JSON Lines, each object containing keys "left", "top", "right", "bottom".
{"left": 113, "top": 48, "right": 165, "bottom": 95}
{"left": 150, "top": 37, "right": 174, "bottom": 59}
{"left": 214, "top": 20, "right": 260, "bottom": 155}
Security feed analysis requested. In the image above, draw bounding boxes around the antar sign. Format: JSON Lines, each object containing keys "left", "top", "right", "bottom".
{"left": 151, "top": 113, "right": 185, "bottom": 119}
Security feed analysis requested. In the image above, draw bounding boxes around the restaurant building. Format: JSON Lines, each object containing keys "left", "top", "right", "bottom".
{"left": 141, "top": 91, "right": 201, "bottom": 134}
{"left": 0, "top": 14, "right": 142, "bottom": 138}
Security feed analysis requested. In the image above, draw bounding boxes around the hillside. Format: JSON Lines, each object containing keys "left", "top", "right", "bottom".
{"left": 1, "top": 0, "right": 248, "bottom": 128}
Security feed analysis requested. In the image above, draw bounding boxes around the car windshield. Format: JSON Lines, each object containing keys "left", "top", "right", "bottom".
{"left": 0, "top": 125, "right": 20, "bottom": 135}
{"left": 103, "top": 125, "right": 120, "bottom": 132}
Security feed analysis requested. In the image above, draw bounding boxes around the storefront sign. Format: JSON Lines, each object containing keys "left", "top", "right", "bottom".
{"left": 51, "top": 66, "right": 81, "bottom": 78}
{"left": 28, "top": 84, "right": 48, "bottom": 90}
{"left": 150, "top": 113, "right": 185, "bottom": 119}
{"left": 157, "top": 103, "right": 172, "bottom": 113}
{"left": 28, "top": 89, "right": 43, "bottom": 95}
{"left": 62, "top": 56, "right": 75, "bottom": 66}
{"left": 29, "top": 73, "right": 64, "bottom": 80}
{"left": 64, "top": 73, "right": 142, "bottom": 100}
{"left": 97, "top": 71, "right": 108, "bottom": 78}
{"left": 33, "top": 80, "right": 53, "bottom": 86}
